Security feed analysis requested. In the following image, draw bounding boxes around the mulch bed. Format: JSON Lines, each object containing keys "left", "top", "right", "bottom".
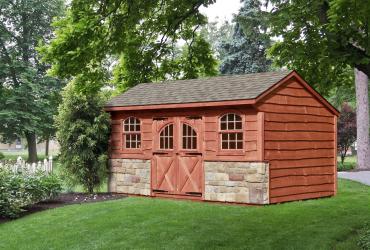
{"left": 0, "top": 193, "right": 127, "bottom": 224}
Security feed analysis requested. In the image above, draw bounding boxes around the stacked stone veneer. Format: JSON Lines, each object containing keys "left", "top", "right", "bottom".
{"left": 204, "top": 161, "right": 269, "bottom": 204}
{"left": 109, "top": 159, "right": 151, "bottom": 196}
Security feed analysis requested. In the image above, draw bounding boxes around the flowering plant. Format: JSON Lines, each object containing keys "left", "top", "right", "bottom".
{"left": 0, "top": 165, "right": 61, "bottom": 218}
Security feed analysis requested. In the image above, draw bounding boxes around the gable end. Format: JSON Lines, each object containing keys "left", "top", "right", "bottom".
{"left": 255, "top": 71, "right": 339, "bottom": 116}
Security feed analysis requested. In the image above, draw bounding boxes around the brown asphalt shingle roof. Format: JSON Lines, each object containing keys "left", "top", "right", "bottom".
{"left": 106, "top": 71, "right": 291, "bottom": 107}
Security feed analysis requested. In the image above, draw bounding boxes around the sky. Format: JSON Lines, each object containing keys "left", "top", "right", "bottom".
{"left": 199, "top": 0, "right": 242, "bottom": 23}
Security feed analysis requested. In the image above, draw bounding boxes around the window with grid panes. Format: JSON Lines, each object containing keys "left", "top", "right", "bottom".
{"left": 220, "top": 113, "right": 243, "bottom": 150}
{"left": 159, "top": 124, "right": 173, "bottom": 149}
{"left": 182, "top": 124, "right": 197, "bottom": 149}
{"left": 123, "top": 117, "right": 141, "bottom": 149}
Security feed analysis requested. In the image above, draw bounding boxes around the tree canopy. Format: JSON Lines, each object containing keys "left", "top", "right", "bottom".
{"left": 200, "top": 19, "right": 234, "bottom": 61}
{"left": 42, "top": 0, "right": 218, "bottom": 92}
{"left": 266, "top": 0, "right": 369, "bottom": 94}
{"left": 0, "top": 0, "right": 64, "bottom": 162}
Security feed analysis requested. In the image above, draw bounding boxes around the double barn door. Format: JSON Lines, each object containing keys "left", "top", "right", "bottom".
{"left": 151, "top": 116, "right": 203, "bottom": 197}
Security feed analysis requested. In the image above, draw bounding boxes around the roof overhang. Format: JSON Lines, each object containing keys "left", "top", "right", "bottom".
{"left": 104, "top": 99, "right": 256, "bottom": 111}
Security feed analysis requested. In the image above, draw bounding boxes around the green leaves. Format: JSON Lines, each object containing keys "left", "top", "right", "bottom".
{"left": 55, "top": 80, "right": 110, "bottom": 193}
{"left": 0, "top": 168, "right": 62, "bottom": 218}
{"left": 0, "top": 0, "right": 64, "bottom": 155}
{"left": 265, "top": 0, "right": 370, "bottom": 94}
{"left": 219, "top": 0, "right": 272, "bottom": 75}
{"left": 42, "top": 0, "right": 218, "bottom": 92}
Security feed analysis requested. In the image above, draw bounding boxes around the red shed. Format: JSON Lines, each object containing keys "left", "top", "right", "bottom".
{"left": 105, "top": 70, "right": 339, "bottom": 204}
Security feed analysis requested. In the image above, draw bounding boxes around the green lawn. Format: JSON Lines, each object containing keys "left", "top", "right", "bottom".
{"left": 0, "top": 150, "right": 52, "bottom": 161}
{"left": 1, "top": 179, "right": 369, "bottom": 250}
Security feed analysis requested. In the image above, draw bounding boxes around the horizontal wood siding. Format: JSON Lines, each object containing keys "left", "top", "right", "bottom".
{"left": 259, "top": 80, "right": 336, "bottom": 203}
{"left": 110, "top": 120, "right": 122, "bottom": 150}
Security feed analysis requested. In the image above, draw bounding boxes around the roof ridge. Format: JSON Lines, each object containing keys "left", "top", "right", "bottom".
{"left": 134, "top": 70, "right": 291, "bottom": 87}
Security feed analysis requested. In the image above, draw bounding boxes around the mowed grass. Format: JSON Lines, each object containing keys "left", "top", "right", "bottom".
{"left": 0, "top": 150, "right": 56, "bottom": 161}
{"left": 1, "top": 179, "right": 369, "bottom": 250}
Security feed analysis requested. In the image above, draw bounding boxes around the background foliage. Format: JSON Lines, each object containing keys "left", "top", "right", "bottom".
{"left": 337, "top": 103, "right": 357, "bottom": 165}
{"left": 42, "top": 0, "right": 218, "bottom": 93}
{"left": 219, "top": 0, "right": 271, "bottom": 74}
{"left": 0, "top": 0, "right": 64, "bottom": 162}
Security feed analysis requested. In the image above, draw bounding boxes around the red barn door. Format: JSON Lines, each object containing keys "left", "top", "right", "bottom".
{"left": 152, "top": 116, "right": 203, "bottom": 197}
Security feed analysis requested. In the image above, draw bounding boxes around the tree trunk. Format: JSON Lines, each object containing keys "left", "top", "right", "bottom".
{"left": 354, "top": 68, "right": 370, "bottom": 169}
{"left": 341, "top": 154, "right": 345, "bottom": 165}
{"left": 45, "top": 136, "right": 49, "bottom": 157}
{"left": 25, "top": 132, "right": 38, "bottom": 163}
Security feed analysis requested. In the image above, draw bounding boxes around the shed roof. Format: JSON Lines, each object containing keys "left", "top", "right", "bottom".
{"left": 106, "top": 70, "right": 291, "bottom": 107}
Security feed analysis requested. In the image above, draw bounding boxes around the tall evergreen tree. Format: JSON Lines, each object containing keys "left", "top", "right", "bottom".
{"left": 56, "top": 79, "right": 110, "bottom": 194}
{"left": 0, "top": 0, "right": 64, "bottom": 162}
{"left": 219, "top": 0, "right": 271, "bottom": 75}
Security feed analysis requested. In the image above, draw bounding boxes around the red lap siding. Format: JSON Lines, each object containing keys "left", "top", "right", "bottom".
{"left": 259, "top": 79, "right": 337, "bottom": 203}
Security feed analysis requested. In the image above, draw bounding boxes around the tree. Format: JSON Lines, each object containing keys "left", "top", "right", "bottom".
{"left": 337, "top": 103, "right": 357, "bottom": 165}
{"left": 0, "top": 0, "right": 64, "bottom": 162}
{"left": 112, "top": 31, "right": 218, "bottom": 91}
{"left": 41, "top": 0, "right": 218, "bottom": 93}
{"left": 55, "top": 80, "right": 110, "bottom": 193}
{"left": 200, "top": 19, "right": 234, "bottom": 61}
{"left": 265, "top": 0, "right": 370, "bottom": 169}
{"left": 38, "top": 85, "right": 64, "bottom": 157}
{"left": 175, "top": 34, "right": 218, "bottom": 80}
{"left": 219, "top": 0, "right": 271, "bottom": 74}
{"left": 326, "top": 69, "right": 356, "bottom": 109}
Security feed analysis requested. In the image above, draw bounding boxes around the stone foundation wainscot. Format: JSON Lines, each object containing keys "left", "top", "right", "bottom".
{"left": 109, "top": 159, "right": 151, "bottom": 196}
{"left": 204, "top": 162, "right": 269, "bottom": 204}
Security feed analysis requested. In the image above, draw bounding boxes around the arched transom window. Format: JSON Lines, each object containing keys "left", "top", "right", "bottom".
{"left": 123, "top": 117, "right": 141, "bottom": 149}
{"left": 182, "top": 124, "right": 197, "bottom": 150}
{"left": 160, "top": 124, "right": 173, "bottom": 150}
{"left": 220, "top": 113, "right": 243, "bottom": 150}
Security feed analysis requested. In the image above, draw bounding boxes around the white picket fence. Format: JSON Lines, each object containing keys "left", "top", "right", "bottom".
{"left": 0, "top": 156, "right": 53, "bottom": 174}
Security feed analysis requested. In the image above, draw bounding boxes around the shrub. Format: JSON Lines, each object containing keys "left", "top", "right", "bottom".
{"left": 0, "top": 152, "right": 4, "bottom": 160}
{"left": 55, "top": 80, "right": 110, "bottom": 194}
{"left": 337, "top": 103, "right": 356, "bottom": 165}
{"left": 358, "top": 225, "right": 370, "bottom": 250}
{"left": 0, "top": 167, "right": 62, "bottom": 218}
{"left": 337, "top": 162, "right": 356, "bottom": 172}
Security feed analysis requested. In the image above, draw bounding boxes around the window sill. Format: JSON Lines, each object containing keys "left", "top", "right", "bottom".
{"left": 216, "top": 150, "right": 245, "bottom": 156}
{"left": 120, "top": 149, "right": 143, "bottom": 154}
